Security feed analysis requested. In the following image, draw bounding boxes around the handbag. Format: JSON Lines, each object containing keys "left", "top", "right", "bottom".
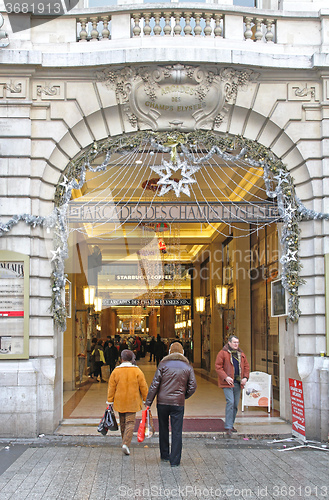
{"left": 97, "top": 405, "right": 118, "bottom": 435}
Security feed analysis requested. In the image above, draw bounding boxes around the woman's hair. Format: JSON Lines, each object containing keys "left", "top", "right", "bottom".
{"left": 121, "top": 349, "right": 136, "bottom": 364}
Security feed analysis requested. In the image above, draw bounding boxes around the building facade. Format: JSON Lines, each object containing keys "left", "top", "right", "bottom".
{"left": 0, "top": 0, "right": 329, "bottom": 440}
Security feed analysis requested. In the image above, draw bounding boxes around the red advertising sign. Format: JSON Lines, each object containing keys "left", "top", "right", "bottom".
{"left": 289, "top": 378, "right": 306, "bottom": 440}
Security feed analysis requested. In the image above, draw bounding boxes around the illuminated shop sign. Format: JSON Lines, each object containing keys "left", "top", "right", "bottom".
{"left": 103, "top": 298, "right": 191, "bottom": 307}
{"left": 115, "top": 274, "right": 173, "bottom": 281}
{"left": 68, "top": 201, "right": 279, "bottom": 224}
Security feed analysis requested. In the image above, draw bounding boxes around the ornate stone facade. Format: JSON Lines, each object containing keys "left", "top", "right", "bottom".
{"left": 0, "top": 1, "right": 329, "bottom": 441}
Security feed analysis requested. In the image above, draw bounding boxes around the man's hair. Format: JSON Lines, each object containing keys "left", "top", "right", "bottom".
{"left": 228, "top": 335, "right": 239, "bottom": 343}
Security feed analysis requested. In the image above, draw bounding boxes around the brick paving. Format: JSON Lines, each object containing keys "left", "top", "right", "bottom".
{"left": 0, "top": 435, "right": 328, "bottom": 500}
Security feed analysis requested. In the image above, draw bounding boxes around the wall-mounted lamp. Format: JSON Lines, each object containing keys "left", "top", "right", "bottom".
{"left": 215, "top": 285, "right": 228, "bottom": 306}
{"left": 83, "top": 286, "right": 96, "bottom": 307}
{"left": 94, "top": 296, "right": 103, "bottom": 313}
{"left": 195, "top": 296, "right": 206, "bottom": 314}
{"left": 215, "top": 284, "right": 235, "bottom": 318}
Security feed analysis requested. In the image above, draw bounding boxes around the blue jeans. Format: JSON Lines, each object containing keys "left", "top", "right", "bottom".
{"left": 157, "top": 404, "right": 184, "bottom": 466}
{"left": 223, "top": 382, "right": 241, "bottom": 430}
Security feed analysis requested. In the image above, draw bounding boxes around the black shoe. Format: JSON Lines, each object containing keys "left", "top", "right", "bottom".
{"left": 231, "top": 427, "right": 238, "bottom": 433}
{"left": 100, "top": 379, "right": 106, "bottom": 383}
{"left": 171, "top": 464, "right": 180, "bottom": 467}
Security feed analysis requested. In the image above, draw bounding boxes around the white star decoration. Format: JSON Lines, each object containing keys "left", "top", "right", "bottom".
{"left": 151, "top": 159, "right": 200, "bottom": 197}
{"left": 50, "top": 247, "right": 62, "bottom": 262}
{"left": 59, "top": 175, "right": 71, "bottom": 192}
{"left": 281, "top": 249, "right": 298, "bottom": 264}
{"left": 284, "top": 203, "right": 296, "bottom": 220}
{"left": 274, "top": 171, "right": 290, "bottom": 190}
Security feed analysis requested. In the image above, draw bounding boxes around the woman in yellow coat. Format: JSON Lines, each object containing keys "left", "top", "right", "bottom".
{"left": 107, "top": 349, "right": 148, "bottom": 455}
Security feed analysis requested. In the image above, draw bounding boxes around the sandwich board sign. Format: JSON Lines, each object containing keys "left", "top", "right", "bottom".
{"left": 289, "top": 378, "right": 306, "bottom": 441}
{"left": 242, "top": 371, "right": 272, "bottom": 413}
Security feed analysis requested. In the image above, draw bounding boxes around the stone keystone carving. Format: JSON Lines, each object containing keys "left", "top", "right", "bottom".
{"left": 96, "top": 64, "right": 258, "bottom": 131}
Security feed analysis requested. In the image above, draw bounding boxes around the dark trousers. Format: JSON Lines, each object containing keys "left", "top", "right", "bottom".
{"left": 94, "top": 361, "right": 102, "bottom": 379}
{"left": 157, "top": 404, "right": 184, "bottom": 466}
{"left": 155, "top": 355, "right": 162, "bottom": 366}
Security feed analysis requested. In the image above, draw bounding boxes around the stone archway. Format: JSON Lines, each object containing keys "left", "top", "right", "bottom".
{"left": 26, "top": 64, "right": 326, "bottom": 438}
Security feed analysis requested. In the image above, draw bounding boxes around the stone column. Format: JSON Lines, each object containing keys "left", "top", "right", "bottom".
{"left": 149, "top": 309, "right": 157, "bottom": 337}
{"left": 160, "top": 305, "right": 175, "bottom": 339}
{"left": 233, "top": 225, "right": 251, "bottom": 362}
{"left": 193, "top": 262, "right": 202, "bottom": 368}
{"left": 210, "top": 240, "right": 223, "bottom": 376}
{"left": 101, "top": 308, "right": 117, "bottom": 338}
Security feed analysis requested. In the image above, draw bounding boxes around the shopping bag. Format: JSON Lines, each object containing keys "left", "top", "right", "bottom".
{"left": 137, "top": 406, "right": 148, "bottom": 442}
{"left": 97, "top": 405, "right": 118, "bottom": 435}
{"left": 105, "top": 405, "right": 118, "bottom": 431}
{"left": 97, "top": 410, "right": 108, "bottom": 436}
{"left": 144, "top": 407, "right": 154, "bottom": 438}
{"left": 101, "top": 364, "right": 110, "bottom": 381}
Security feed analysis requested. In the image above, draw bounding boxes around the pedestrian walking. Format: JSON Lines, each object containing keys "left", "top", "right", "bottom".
{"left": 148, "top": 336, "right": 156, "bottom": 362}
{"left": 92, "top": 339, "right": 106, "bottom": 383}
{"left": 215, "top": 334, "right": 250, "bottom": 435}
{"left": 154, "top": 334, "right": 165, "bottom": 366}
{"left": 145, "top": 342, "right": 197, "bottom": 467}
{"left": 88, "top": 337, "right": 97, "bottom": 379}
{"left": 104, "top": 340, "right": 119, "bottom": 374}
{"left": 106, "top": 349, "right": 148, "bottom": 456}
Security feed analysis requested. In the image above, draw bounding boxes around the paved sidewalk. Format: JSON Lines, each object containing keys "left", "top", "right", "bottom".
{"left": 0, "top": 435, "right": 328, "bottom": 500}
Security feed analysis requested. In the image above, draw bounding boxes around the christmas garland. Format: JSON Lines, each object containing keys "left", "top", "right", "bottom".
{"left": 1, "top": 130, "right": 328, "bottom": 329}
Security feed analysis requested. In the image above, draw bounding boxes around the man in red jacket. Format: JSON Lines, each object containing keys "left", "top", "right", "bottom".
{"left": 215, "top": 335, "right": 250, "bottom": 435}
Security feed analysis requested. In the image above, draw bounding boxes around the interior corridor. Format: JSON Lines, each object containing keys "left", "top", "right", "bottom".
{"left": 58, "top": 357, "right": 290, "bottom": 436}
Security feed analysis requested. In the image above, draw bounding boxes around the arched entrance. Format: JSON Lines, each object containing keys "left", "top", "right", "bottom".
{"left": 58, "top": 130, "right": 297, "bottom": 428}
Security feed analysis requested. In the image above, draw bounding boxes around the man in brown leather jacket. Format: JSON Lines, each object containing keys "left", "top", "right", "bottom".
{"left": 145, "top": 342, "right": 197, "bottom": 467}
{"left": 215, "top": 335, "right": 250, "bottom": 435}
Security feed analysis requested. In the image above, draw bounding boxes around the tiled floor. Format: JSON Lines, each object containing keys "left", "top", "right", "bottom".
{"left": 58, "top": 357, "right": 291, "bottom": 437}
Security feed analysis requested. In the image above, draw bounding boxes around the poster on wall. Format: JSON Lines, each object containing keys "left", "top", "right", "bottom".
{"left": 242, "top": 371, "right": 272, "bottom": 413}
{"left": 271, "top": 278, "right": 288, "bottom": 317}
{"left": 0, "top": 251, "right": 29, "bottom": 359}
{"left": 289, "top": 378, "right": 306, "bottom": 440}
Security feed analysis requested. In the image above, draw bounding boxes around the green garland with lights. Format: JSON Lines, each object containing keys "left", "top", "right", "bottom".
{"left": 1, "top": 131, "right": 328, "bottom": 329}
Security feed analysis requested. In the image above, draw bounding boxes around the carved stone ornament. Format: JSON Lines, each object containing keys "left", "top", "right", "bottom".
{"left": 32, "top": 82, "right": 65, "bottom": 101}
{"left": 0, "top": 80, "right": 26, "bottom": 99}
{"left": 96, "top": 64, "right": 258, "bottom": 131}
